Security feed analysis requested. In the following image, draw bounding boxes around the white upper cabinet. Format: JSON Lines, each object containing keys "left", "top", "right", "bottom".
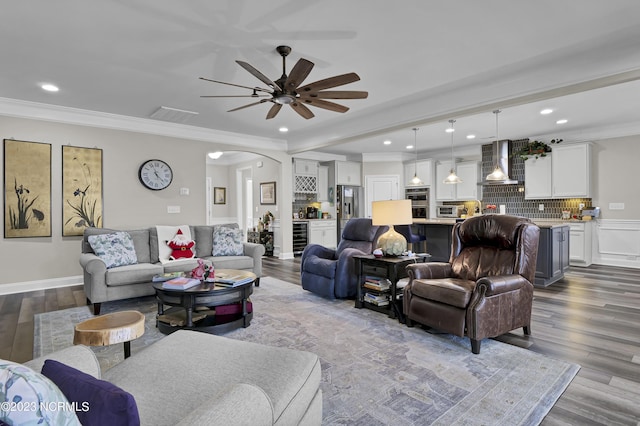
{"left": 436, "top": 160, "right": 480, "bottom": 201}
{"left": 524, "top": 143, "right": 591, "bottom": 199}
{"left": 336, "top": 161, "right": 361, "bottom": 186}
{"left": 455, "top": 161, "right": 481, "bottom": 200}
{"left": 524, "top": 155, "right": 552, "bottom": 199}
{"left": 317, "top": 165, "right": 329, "bottom": 201}
{"left": 551, "top": 144, "right": 591, "bottom": 198}
{"left": 294, "top": 159, "right": 318, "bottom": 176}
{"left": 404, "top": 159, "right": 432, "bottom": 187}
{"left": 293, "top": 159, "right": 318, "bottom": 193}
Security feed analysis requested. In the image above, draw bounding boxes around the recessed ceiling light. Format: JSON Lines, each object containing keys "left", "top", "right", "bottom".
{"left": 383, "top": 140, "right": 392, "bottom": 145}
{"left": 445, "top": 128, "right": 455, "bottom": 133}
{"left": 208, "top": 151, "right": 223, "bottom": 159}
{"left": 406, "top": 145, "right": 414, "bottom": 150}
{"left": 540, "top": 108, "right": 553, "bottom": 115}
{"left": 556, "top": 119, "right": 568, "bottom": 124}
{"left": 278, "top": 127, "right": 288, "bottom": 132}
{"left": 466, "top": 134, "right": 476, "bottom": 139}
{"left": 41, "top": 83, "right": 59, "bottom": 92}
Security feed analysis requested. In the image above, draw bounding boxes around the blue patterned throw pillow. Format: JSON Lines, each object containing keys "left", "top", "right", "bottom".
{"left": 88, "top": 232, "right": 138, "bottom": 269}
{"left": 212, "top": 227, "right": 244, "bottom": 256}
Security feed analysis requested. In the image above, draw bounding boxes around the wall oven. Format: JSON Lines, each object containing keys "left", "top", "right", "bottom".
{"left": 405, "top": 186, "right": 429, "bottom": 219}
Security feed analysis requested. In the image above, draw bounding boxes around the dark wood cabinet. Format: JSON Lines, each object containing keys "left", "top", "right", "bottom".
{"left": 420, "top": 224, "right": 454, "bottom": 262}
{"left": 535, "top": 225, "right": 570, "bottom": 287}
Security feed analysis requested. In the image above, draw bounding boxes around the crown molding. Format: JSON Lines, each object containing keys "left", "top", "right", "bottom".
{"left": 0, "top": 97, "right": 288, "bottom": 151}
{"left": 362, "top": 152, "right": 413, "bottom": 163}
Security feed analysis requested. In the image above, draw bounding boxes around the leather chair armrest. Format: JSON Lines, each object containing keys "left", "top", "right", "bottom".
{"left": 475, "top": 274, "right": 529, "bottom": 296}
{"left": 406, "top": 262, "right": 453, "bottom": 280}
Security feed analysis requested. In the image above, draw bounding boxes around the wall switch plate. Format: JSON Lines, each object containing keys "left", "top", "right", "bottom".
{"left": 167, "top": 205, "right": 180, "bottom": 214}
{"left": 180, "top": 187, "right": 189, "bottom": 196}
{"left": 609, "top": 202, "right": 625, "bottom": 210}
{"left": 538, "top": 204, "right": 544, "bottom": 211}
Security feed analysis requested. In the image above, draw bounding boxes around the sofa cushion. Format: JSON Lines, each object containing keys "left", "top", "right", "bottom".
{"left": 203, "top": 255, "right": 253, "bottom": 271}
{"left": 88, "top": 232, "right": 138, "bottom": 269}
{"left": 84, "top": 228, "right": 150, "bottom": 263}
{"left": 213, "top": 227, "right": 244, "bottom": 256}
{"left": 155, "top": 225, "right": 193, "bottom": 264}
{"left": 105, "top": 263, "right": 163, "bottom": 286}
{"left": 192, "top": 225, "right": 214, "bottom": 258}
{"left": 0, "top": 359, "right": 81, "bottom": 425}
{"left": 42, "top": 359, "right": 140, "bottom": 426}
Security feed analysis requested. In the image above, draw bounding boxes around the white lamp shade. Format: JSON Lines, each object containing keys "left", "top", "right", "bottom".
{"left": 371, "top": 199, "right": 412, "bottom": 226}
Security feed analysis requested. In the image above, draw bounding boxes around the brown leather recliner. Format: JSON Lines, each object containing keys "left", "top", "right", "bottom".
{"left": 403, "top": 215, "right": 540, "bottom": 354}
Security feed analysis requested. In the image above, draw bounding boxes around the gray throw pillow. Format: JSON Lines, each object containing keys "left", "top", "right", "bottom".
{"left": 212, "top": 227, "right": 244, "bottom": 256}
{"left": 88, "top": 232, "right": 138, "bottom": 268}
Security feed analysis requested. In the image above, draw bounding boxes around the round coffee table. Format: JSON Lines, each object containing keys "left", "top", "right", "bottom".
{"left": 73, "top": 310, "right": 145, "bottom": 359}
{"left": 153, "top": 269, "right": 256, "bottom": 335}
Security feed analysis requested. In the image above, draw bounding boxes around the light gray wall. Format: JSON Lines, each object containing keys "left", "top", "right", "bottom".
{"left": 207, "top": 163, "right": 231, "bottom": 221}
{"left": 0, "top": 115, "right": 292, "bottom": 286}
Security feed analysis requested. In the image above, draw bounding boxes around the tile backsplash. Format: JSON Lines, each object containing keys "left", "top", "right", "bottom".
{"left": 446, "top": 139, "right": 592, "bottom": 219}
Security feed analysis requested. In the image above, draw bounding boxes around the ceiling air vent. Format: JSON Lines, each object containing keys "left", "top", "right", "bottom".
{"left": 150, "top": 106, "right": 199, "bottom": 123}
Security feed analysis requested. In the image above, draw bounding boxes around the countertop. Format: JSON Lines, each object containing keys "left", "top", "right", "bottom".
{"left": 413, "top": 217, "right": 587, "bottom": 228}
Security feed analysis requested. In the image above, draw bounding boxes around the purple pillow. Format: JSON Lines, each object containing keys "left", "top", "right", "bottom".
{"left": 41, "top": 359, "right": 140, "bottom": 426}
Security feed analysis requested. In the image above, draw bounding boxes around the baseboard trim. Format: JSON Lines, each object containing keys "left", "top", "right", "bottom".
{"left": 0, "top": 276, "right": 83, "bottom": 296}
{"left": 279, "top": 251, "right": 295, "bottom": 260}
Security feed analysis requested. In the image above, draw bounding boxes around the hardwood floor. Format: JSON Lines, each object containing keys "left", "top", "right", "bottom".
{"left": 1, "top": 260, "right": 638, "bottom": 425}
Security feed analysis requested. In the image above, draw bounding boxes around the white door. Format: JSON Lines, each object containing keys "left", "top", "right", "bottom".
{"left": 364, "top": 175, "right": 400, "bottom": 218}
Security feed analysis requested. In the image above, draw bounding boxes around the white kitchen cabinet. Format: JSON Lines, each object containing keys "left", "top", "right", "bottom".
{"left": 569, "top": 221, "right": 593, "bottom": 267}
{"left": 317, "top": 165, "right": 329, "bottom": 201}
{"left": 524, "top": 155, "right": 552, "bottom": 199}
{"left": 308, "top": 220, "right": 337, "bottom": 249}
{"left": 294, "top": 159, "right": 318, "bottom": 176}
{"left": 436, "top": 160, "right": 479, "bottom": 201}
{"left": 455, "top": 161, "right": 481, "bottom": 200}
{"left": 435, "top": 161, "right": 455, "bottom": 201}
{"left": 404, "top": 159, "right": 432, "bottom": 186}
{"left": 552, "top": 144, "right": 591, "bottom": 198}
{"left": 524, "top": 143, "right": 591, "bottom": 199}
{"left": 336, "top": 161, "right": 361, "bottom": 186}
{"left": 293, "top": 159, "right": 318, "bottom": 193}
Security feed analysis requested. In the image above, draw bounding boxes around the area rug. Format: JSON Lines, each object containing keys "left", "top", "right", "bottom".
{"left": 34, "top": 277, "right": 579, "bottom": 425}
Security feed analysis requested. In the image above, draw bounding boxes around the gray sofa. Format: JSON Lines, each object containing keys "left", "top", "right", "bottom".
{"left": 21, "top": 330, "right": 322, "bottom": 425}
{"left": 79, "top": 224, "right": 265, "bottom": 314}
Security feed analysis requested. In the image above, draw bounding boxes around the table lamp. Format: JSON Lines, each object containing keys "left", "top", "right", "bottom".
{"left": 371, "top": 199, "right": 413, "bottom": 256}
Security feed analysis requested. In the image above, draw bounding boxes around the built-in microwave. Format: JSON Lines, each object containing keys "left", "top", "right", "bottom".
{"left": 406, "top": 186, "right": 429, "bottom": 219}
{"left": 436, "top": 205, "right": 465, "bottom": 218}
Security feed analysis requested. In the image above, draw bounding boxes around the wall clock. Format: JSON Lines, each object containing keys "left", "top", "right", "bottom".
{"left": 138, "top": 159, "right": 173, "bottom": 190}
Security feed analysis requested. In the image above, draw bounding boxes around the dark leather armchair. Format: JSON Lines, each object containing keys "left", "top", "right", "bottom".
{"left": 403, "top": 215, "right": 540, "bottom": 354}
{"left": 301, "top": 218, "right": 387, "bottom": 299}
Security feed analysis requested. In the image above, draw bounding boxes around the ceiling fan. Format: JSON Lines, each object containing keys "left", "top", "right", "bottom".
{"left": 199, "top": 45, "right": 368, "bottom": 120}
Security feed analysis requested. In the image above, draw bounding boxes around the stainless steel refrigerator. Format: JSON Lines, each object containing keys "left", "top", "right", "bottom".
{"left": 336, "top": 185, "right": 363, "bottom": 243}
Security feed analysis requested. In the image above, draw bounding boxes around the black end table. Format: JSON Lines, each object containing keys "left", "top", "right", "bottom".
{"left": 354, "top": 254, "right": 431, "bottom": 322}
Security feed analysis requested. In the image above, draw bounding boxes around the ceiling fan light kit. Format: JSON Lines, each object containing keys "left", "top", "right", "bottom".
{"left": 200, "top": 46, "right": 368, "bottom": 120}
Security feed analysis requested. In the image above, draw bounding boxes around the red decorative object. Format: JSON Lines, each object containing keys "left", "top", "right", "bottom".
{"left": 167, "top": 229, "right": 195, "bottom": 260}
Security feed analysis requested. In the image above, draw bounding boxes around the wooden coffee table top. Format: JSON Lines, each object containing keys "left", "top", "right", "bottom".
{"left": 152, "top": 269, "right": 257, "bottom": 293}
{"left": 73, "top": 310, "right": 145, "bottom": 347}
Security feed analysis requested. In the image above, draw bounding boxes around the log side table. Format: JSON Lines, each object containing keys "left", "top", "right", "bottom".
{"left": 73, "top": 310, "right": 145, "bottom": 359}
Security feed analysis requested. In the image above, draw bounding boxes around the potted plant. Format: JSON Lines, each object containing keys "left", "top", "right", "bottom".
{"left": 514, "top": 138, "right": 563, "bottom": 160}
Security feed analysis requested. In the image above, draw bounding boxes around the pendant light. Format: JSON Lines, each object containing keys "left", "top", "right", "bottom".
{"left": 486, "top": 109, "right": 508, "bottom": 181}
{"left": 407, "top": 127, "right": 424, "bottom": 186}
{"left": 443, "top": 119, "right": 462, "bottom": 184}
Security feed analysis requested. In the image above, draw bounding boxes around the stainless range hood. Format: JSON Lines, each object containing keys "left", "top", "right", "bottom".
{"left": 482, "top": 140, "right": 520, "bottom": 185}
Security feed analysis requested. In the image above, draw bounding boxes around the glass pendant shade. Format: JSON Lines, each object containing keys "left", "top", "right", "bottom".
{"left": 407, "top": 128, "right": 424, "bottom": 186}
{"left": 486, "top": 109, "right": 506, "bottom": 181}
{"left": 443, "top": 119, "right": 462, "bottom": 184}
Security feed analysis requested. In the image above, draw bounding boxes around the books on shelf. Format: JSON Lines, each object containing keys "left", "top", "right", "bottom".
{"left": 162, "top": 277, "right": 201, "bottom": 290}
{"left": 363, "top": 276, "right": 390, "bottom": 291}
{"left": 364, "top": 292, "right": 389, "bottom": 306}
{"left": 152, "top": 271, "right": 185, "bottom": 282}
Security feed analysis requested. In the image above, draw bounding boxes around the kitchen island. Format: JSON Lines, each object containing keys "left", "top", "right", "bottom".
{"left": 412, "top": 217, "right": 571, "bottom": 286}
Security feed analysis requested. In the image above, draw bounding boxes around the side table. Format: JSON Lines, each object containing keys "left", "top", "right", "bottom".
{"left": 354, "top": 254, "right": 431, "bottom": 322}
{"left": 73, "top": 310, "right": 145, "bottom": 359}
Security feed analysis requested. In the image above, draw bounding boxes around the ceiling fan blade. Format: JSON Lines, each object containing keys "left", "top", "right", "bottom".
{"left": 266, "top": 103, "right": 282, "bottom": 120}
{"left": 290, "top": 102, "right": 315, "bottom": 119}
{"left": 301, "top": 99, "right": 349, "bottom": 113}
{"left": 200, "top": 94, "right": 271, "bottom": 98}
{"left": 227, "top": 99, "right": 268, "bottom": 112}
{"left": 283, "top": 58, "right": 314, "bottom": 90}
{"left": 297, "top": 72, "right": 360, "bottom": 93}
{"left": 299, "top": 90, "right": 368, "bottom": 100}
{"left": 199, "top": 77, "right": 272, "bottom": 94}
{"left": 236, "top": 60, "right": 282, "bottom": 91}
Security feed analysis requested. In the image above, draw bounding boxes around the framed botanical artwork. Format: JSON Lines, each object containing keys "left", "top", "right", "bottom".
{"left": 62, "top": 146, "right": 103, "bottom": 236}
{"left": 260, "top": 181, "right": 276, "bottom": 205}
{"left": 214, "top": 187, "right": 226, "bottom": 204}
{"left": 3, "top": 139, "right": 52, "bottom": 238}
